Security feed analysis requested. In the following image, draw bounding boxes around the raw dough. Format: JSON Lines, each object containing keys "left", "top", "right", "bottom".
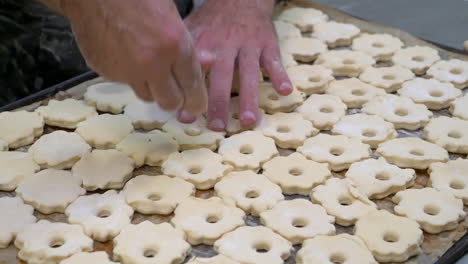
{"left": 312, "top": 21, "right": 360, "bottom": 47}
{"left": 376, "top": 137, "right": 449, "bottom": 169}
{"left": 352, "top": 33, "right": 404, "bottom": 61}
{"left": 315, "top": 50, "right": 375, "bottom": 77}
{"left": 427, "top": 59, "right": 468, "bottom": 88}
{"left": 0, "top": 197, "right": 36, "bottom": 248}
{"left": 124, "top": 175, "right": 195, "bottom": 215}
{"left": 61, "top": 252, "right": 117, "bottom": 264}
{"left": 0, "top": 140, "right": 7, "bottom": 151}
{"left": 0, "top": 151, "right": 39, "bottom": 191}
{"left": 295, "top": 94, "right": 347, "bottom": 130}
{"left": 72, "top": 149, "right": 134, "bottom": 190}
{"left": 298, "top": 134, "right": 371, "bottom": 171}
{"left": 226, "top": 97, "right": 264, "bottom": 135}
{"left": 345, "top": 157, "right": 416, "bottom": 199}
{"left": 171, "top": 197, "right": 245, "bottom": 245}
{"left": 280, "top": 49, "right": 298, "bottom": 68}
{"left": 113, "top": 221, "right": 191, "bottom": 264}
{"left": 162, "top": 117, "right": 225, "bottom": 151}
{"left": 28, "top": 131, "right": 91, "bottom": 169}
{"left": 277, "top": 7, "right": 328, "bottom": 32}
{"left": 219, "top": 131, "right": 278, "bottom": 171}
{"left": 398, "top": 77, "right": 462, "bottom": 110}
{"left": 331, "top": 114, "right": 397, "bottom": 148}
{"left": 124, "top": 99, "right": 176, "bottom": 130}
{"left": 326, "top": 78, "right": 385, "bottom": 108}
{"left": 423, "top": 116, "right": 468, "bottom": 153}
{"left": 116, "top": 131, "right": 179, "bottom": 167}
{"left": 35, "top": 99, "right": 97, "bottom": 129}
{"left": 15, "top": 220, "right": 93, "bottom": 264}
{"left": 362, "top": 94, "right": 432, "bottom": 130}
{"left": 311, "top": 178, "right": 377, "bottom": 226}
{"left": 0, "top": 111, "right": 44, "bottom": 149}
{"left": 259, "top": 82, "right": 305, "bottom": 114}
{"left": 65, "top": 190, "right": 134, "bottom": 242}
{"left": 262, "top": 152, "right": 331, "bottom": 195}
{"left": 450, "top": 94, "right": 468, "bottom": 120}
{"left": 274, "top": 20, "right": 301, "bottom": 39}
{"left": 260, "top": 199, "right": 335, "bottom": 244}
{"left": 296, "top": 234, "right": 377, "bottom": 264}
{"left": 392, "top": 46, "right": 440, "bottom": 75}
{"left": 355, "top": 210, "right": 423, "bottom": 263}
{"left": 359, "top": 65, "right": 414, "bottom": 92}
{"left": 287, "top": 64, "right": 334, "bottom": 95}
{"left": 16, "top": 169, "right": 85, "bottom": 214}
{"left": 162, "top": 148, "right": 233, "bottom": 190}
{"left": 84, "top": 82, "right": 137, "bottom": 114}
{"left": 76, "top": 114, "right": 134, "bottom": 149}
{"left": 214, "top": 170, "right": 284, "bottom": 216}
{"left": 255, "top": 112, "right": 317, "bottom": 149}
{"left": 280, "top": 37, "right": 327, "bottom": 62}
{"left": 214, "top": 226, "right": 292, "bottom": 264}
{"left": 429, "top": 159, "right": 468, "bottom": 205}
{"left": 393, "top": 188, "right": 465, "bottom": 234}
{"left": 186, "top": 255, "right": 240, "bottom": 264}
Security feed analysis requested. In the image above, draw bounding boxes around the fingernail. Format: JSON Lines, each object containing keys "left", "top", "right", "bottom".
{"left": 209, "top": 118, "right": 225, "bottom": 131}
{"left": 178, "top": 110, "right": 196, "bottom": 124}
{"left": 240, "top": 111, "right": 256, "bottom": 125}
{"left": 279, "top": 83, "right": 293, "bottom": 95}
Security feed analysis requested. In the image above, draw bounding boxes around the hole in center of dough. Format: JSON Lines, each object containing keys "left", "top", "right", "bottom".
{"left": 184, "top": 127, "right": 201, "bottom": 136}
{"left": 188, "top": 165, "right": 202, "bottom": 174}
{"left": 410, "top": 149, "right": 424, "bottom": 156}
{"left": 320, "top": 106, "right": 333, "bottom": 113}
{"left": 148, "top": 193, "right": 162, "bottom": 201}
{"left": 277, "top": 125, "right": 290, "bottom": 133}
{"left": 382, "top": 74, "right": 396, "bottom": 80}
{"left": 245, "top": 190, "right": 260, "bottom": 199}
{"left": 372, "top": 42, "right": 385, "bottom": 48}
{"left": 450, "top": 180, "right": 465, "bottom": 190}
{"left": 289, "top": 167, "right": 303, "bottom": 176}
{"left": 394, "top": 108, "right": 408, "bottom": 116}
{"left": 329, "top": 252, "right": 346, "bottom": 264}
{"left": 49, "top": 238, "right": 65, "bottom": 249}
{"left": 375, "top": 172, "right": 390, "bottom": 181}
{"left": 450, "top": 68, "right": 463, "bottom": 75}
{"left": 143, "top": 249, "right": 158, "bottom": 258}
{"left": 253, "top": 242, "right": 270, "bottom": 253}
{"left": 329, "top": 147, "right": 344, "bottom": 156}
{"left": 97, "top": 209, "right": 112, "bottom": 218}
{"left": 424, "top": 204, "right": 440, "bottom": 216}
{"left": 362, "top": 129, "right": 377, "bottom": 138}
{"left": 206, "top": 215, "right": 220, "bottom": 224}
{"left": 383, "top": 231, "right": 399, "bottom": 243}
{"left": 429, "top": 90, "right": 443, "bottom": 98}
{"left": 240, "top": 145, "right": 254, "bottom": 155}
{"left": 448, "top": 131, "right": 462, "bottom": 139}
{"left": 342, "top": 59, "right": 355, "bottom": 65}
{"left": 338, "top": 196, "right": 353, "bottom": 206}
{"left": 268, "top": 93, "right": 279, "bottom": 101}
{"left": 292, "top": 217, "right": 308, "bottom": 228}
{"left": 309, "top": 76, "right": 321, "bottom": 82}
{"left": 411, "top": 56, "right": 425, "bottom": 62}
{"left": 351, "top": 89, "right": 365, "bottom": 96}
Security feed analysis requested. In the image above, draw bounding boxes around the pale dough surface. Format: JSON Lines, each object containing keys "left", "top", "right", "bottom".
{"left": 359, "top": 65, "right": 414, "bottom": 92}
{"left": 280, "top": 37, "right": 327, "bottom": 62}
{"left": 226, "top": 97, "right": 264, "bottom": 135}
{"left": 0, "top": 111, "right": 44, "bottom": 149}
{"left": 312, "top": 21, "right": 360, "bottom": 47}
{"left": 61, "top": 252, "right": 117, "bottom": 264}
{"left": 277, "top": 7, "right": 328, "bottom": 32}
{"left": 0, "top": 140, "right": 7, "bottom": 151}
{"left": 326, "top": 78, "right": 385, "bottom": 108}
{"left": 392, "top": 46, "right": 440, "bottom": 75}
{"left": 84, "top": 82, "right": 137, "bottom": 114}
{"left": 315, "top": 50, "right": 375, "bottom": 77}
{"left": 429, "top": 159, "right": 468, "bottom": 205}
{"left": 259, "top": 82, "right": 305, "bottom": 114}
{"left": 124, "top": 99, "right": 176, "bottom": 130}
{"left": 427, "top": 59, "right": 468, "bottom": 88}
{"left": 450, "top": 94, "right": 468, "bottom": 120}
{"left": 186, "top": 255, "right": 240, "bottom": 264}
{"left": 274, "top": 20, "right": 301, "bottom": 39}
{"left": 287, "top": 64, "right": 334, "bottom": 95}
{"left": 352, "top": 33, "right": 403, "bottom": 61}
{"left": 423, "top": 116, "right": 468, "bottom": 153}
{"left": 0, "top": 197, "right": 36, "bottom": 248}
{"left": 35, "top": 99, "right": 97, "bottom": 129}
{"left": 295, "top": 94, "right": 347, "bottom": 130}
{"left": 0, "top": 151, "right": 39, "bottom": 191}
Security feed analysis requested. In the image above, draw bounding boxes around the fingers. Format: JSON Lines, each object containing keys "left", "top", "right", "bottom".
{"left": 129, "top": 81, "right": 153, "bottom": 102}
{"left": 147, "top": 72, "right": 184, "bottom": 111}
{"left": 196, "top": 49, "right": 216, "bottom": 73}
{"left": 261, "top": 44, "right": 293, "bottom": 96}
{"left": 238, "top": 47, "right": 261, "bottom": 126}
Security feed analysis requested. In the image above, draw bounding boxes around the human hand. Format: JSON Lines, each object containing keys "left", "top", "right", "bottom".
{"left": 185, "top": 0, "right": 293, "bottom": 131}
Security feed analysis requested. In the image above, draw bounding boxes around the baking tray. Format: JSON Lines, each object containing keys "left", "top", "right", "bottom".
{"left": 1, "top": 1, "right": 468, "bottom": 264}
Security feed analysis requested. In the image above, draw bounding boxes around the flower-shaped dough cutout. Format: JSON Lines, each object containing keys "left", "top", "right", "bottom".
{"left": 15, "top": 220, "right": 93, "bottom": 264}
{"left": 218, "top": 131, "right": 278, "bottom": 171}
{"left": 376, "top": 137, "right": 449, "bottom": 169}
{"left": 274, "top": 20, "right": 301, "bottom": 39}
{"left": 124, "top": 175, "right": 195, "bottom": 215}
{"left": 65, "top": 190, "right": 134, "bottom": 242}
{"left": 16, "top": 169, "right": 85, "bottom": 214}
{"left": 76, "top": 114, "right": 134, "bottom": 149}
{"left": 113, "top": 221, "right": 191, "bottom": 264}
{"left": 429, "top": 159, "right": 468, "bottom": 205}
{"left": 280, "top": 37, "right": 327, "bottom": 62}
{"left": 281, "top": 49, "right": 298, "bottom": 68}
{"left": 262, "top": 152, "right": 331, "bottom": 195}
{"left": 255, "top": 112, "right": 317, "bottom": 149}
{"left": 171, "top": 197, "right": 245, "bottom": 245}
{"left": 326, "top": 78, "right": 385, "bottom": 109}
{"left": 352, "top": 33, "right": 404, "bottom": 61}
{"left": 226, "top": 97, "right": 264, "bottom": 135}
{"left": 116, "top": 131, "right": 179, "bottom": 167}
{"left": 259, "top": 82, "right": 304, "bottom": 114}
{"left": 29, "top": 131, "right": 91, "bottom": 169}
{"left": 311, "top": 178, "right": 377, "bottom": 226}
{"left": 214, "top": 171, "right": 284, "bottom": 216}
{"left": 162, "top": 117, "right": 225, "bottom": 151}
{"left": 427, "top": 59, "right": 468, "bottom": 88}
{"left": 277, "top": 7, "right": 328, "bottom": 32}
{"left": 162, "top": 148, "right": 233, "bottom": 190}
{"left": 355, "top": 210, "right": 423, "bottom": 263}
{"left": 423, "top": 116, "right": 468, "bottom": 154}
{"left": 295, "top": 94, "right": 347, "bottom": 130}
{"left": 315, "top": 50, "right": 375, "bottom": 77}
{"left": 61, "top": 252, "right": 117, "bottom": 264}
{"left": 187, "top": 255, "right": 239, "bottom": 264}
{"left": 298, "top": 134, "right": 371, "bottom": 171}
{"left": 84, "top": 82, "right": 137, "bottom": 113}
{"left": 345, "top": 158, "right": 416, "bottom": 199}
{"left": 312, "top": 21, "right": 360, "bottom": 47}
{"left": 214, "top": 226, "right": 293, "bottom": 264}
{"left": 124, "top": 99, "right": 176, "bottom": 130}
{"left": 296, "top": 234, "right": 377, "bottom": 264}
{"left": 392, "top": 46, "right": 440, "bottom": 75}
{"left": 287, "top": 65, "right": 335, "bottom": 95}
{"left": 0, "top": 111, "right": 44, "bottom": 149}
{"left": 72, "top": 149, "right": 134, "bottom": 190}
{"left": 359, "top": 66, "right": 414, "bottom": 92}
{"left": 0, "top": 151, "right": 39, "bottom": 191}
{"left": 450, "top": 94, "right": 468, "bottom": 120}
{"left": 260, "top": 199, "right": 335, "bottom": 244}
{"left": 362, "top": 94, "right": 432, "bottom": 130}
{"left": 0, "top": 197, "right": 36, "bottom": 248}
{"left": 393, "top": 188, "right": 465, "bottom": 234}
{"left": 35, "top": 99, "right": 97, "bottom": 129}
{"left": 398, "top": 78, "right": 462, "bottom": 110}
{"left": 332, "top": 114, "right": 397, "bottom": 148}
